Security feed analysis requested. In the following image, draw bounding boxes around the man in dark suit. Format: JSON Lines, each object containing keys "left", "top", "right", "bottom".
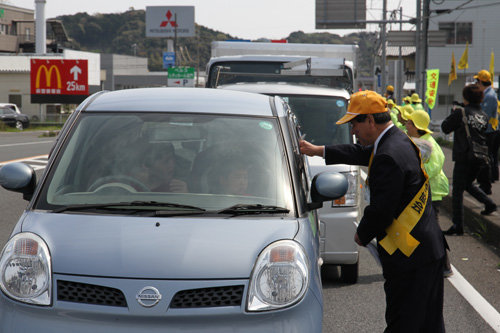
{"left": 300, "top": 90, "right": 446, "bottom": 332}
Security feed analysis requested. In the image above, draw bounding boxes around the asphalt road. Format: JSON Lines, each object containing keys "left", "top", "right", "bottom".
{"left": 2, "top": 131, "right": 500, "bottom": 332}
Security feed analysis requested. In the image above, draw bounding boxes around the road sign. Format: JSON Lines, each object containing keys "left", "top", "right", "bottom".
{"left": 30, "top": 59, "right": 88, "bottom": 103}
{"left": 163, "top": 52, "right": 176, "bottom": 69}
{"left": 146, "top": 6, "right": 195, "bottom": 38}
{"left": 167, "top": 67, "right": 195, "bottom": 87}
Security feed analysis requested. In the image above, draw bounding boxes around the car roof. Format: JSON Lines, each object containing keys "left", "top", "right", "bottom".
{"left": 219, "top": 82, "right": 350, "bottom": 99}
{"left": 81, "top": 87, "right": 278, "bottom": 117}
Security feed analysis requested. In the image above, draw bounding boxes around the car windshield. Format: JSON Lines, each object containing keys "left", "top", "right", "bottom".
{"left": 280, "top": 95, "right": 351, "bottom": 146}
{"left": 36, "top": 113, "right": 293, "bottom": 213}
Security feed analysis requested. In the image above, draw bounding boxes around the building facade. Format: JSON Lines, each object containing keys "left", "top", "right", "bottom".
{"left": 428, "top": 0, "right": 499, "bottom": 121}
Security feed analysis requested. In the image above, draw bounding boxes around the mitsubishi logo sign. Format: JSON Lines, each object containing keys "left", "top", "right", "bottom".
{"left": 160, "top": 10, "right": 177, "bottom": 28}
{"left": 146, "top": 6, "right": 195, "bottom": 38}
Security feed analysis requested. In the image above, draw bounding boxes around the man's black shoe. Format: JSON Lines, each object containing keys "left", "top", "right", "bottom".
{"left": 481, "top": 204, "right": 497, "bottom": 215}
{"left": 443, "top": 225, "right": 464, "bottom": 236}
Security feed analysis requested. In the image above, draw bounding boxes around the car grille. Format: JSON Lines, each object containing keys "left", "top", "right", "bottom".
{"left": 57, "top": 280, "right": 128, "bottom": 307}
{"left": 170, "top": 285, "right": 244, "bottom": 308}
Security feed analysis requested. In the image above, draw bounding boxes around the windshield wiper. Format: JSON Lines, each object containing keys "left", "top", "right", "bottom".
{"left": 52, "top": 201, "right": 206, "bottom": 214}
{"left": 218, "top": 204, "right": 289, "bottom": 215}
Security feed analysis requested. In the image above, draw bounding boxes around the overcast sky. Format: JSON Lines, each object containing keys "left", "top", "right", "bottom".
{"left": 10, "top": 0, "right": 417, "bottom": 40}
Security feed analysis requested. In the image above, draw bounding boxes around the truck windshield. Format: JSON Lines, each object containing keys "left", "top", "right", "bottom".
{"left": 207, "top": 61, "right": 353, "bottom": 92}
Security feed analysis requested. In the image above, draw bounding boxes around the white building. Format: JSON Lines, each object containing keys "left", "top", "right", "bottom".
{"left": 428, "top": 0, "right": 499, "bottom": 121}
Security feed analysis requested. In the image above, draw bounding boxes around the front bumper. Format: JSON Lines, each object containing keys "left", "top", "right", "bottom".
{"left": 0, "top": 274, "right": 323, "bottom": 332}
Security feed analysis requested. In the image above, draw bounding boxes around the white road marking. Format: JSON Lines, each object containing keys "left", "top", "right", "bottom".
{"left": 447, "top": 265, "right": 500, "bottom": 332}
{"left": 0, "top": 155, "right": 49, "bottom": 169}
{"left": 0, "top": 140, "right": 54, "bottom": 148}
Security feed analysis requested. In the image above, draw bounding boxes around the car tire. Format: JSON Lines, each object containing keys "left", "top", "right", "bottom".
{"left": 15, "top": 121, "right": 24, "bottom": 130}
{"left": 340, "top": 261, "right": 358, "bottom": 284}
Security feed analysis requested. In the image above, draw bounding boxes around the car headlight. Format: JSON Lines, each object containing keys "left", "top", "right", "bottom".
{"left": 247, "top": 240, "right": 309, "bottom": 312}
{"left": 0, "top": 233, "right": 52, "bottom": 305}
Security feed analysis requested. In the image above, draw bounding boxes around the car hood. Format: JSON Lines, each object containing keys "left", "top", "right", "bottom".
{"left": 21, "top": 212, "right": 298, "bottom": 279}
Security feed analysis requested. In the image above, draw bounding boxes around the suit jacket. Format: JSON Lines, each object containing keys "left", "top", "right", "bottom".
{"left": 325, "top": 126, "right": 445, "bottom": 277}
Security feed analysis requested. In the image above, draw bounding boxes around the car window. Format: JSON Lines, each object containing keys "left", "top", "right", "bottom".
{"left": 281, "top": 95, "right": 351, "bottom": 145}
{"left": 37, "top": 112, "right": 294, "bottom": 213}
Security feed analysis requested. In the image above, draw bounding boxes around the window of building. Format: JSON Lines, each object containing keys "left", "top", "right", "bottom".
{"left": 25, "top": 28, "right": 31, "bottom": 41}
{"left": 0, "top": 24, "right": 8, "bottom": 35}
{"left": 439, "top": 22, "right": 472, "bottom": 44}
{"left": 438, "top": 94, "right": 455, "bottom": 106}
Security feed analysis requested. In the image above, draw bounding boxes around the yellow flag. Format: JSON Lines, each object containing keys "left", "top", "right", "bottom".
{"left": 458, "top": 42, "right": 469, "bottom": 70}
{"left": 426, "top": 69, "right": 439, "bottom": 109}
{"left": 490, "top": 51, "right": 495, "bottom": 79}
{"left": 449, "top": 52, "right": 457, "bottom": 86}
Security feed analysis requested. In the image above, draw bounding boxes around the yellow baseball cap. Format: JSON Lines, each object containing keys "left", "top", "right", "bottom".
{"left": 401, "top": 105, "right": 414, "bottom": 121}
{"left": 336, "top": 90, "right": 388, "bottom": 125}
{"left": 407, "top": 110, "right": 433, "bottom": 133}
{"left": 474, "top": 69, "right": 492, "bottom": 83}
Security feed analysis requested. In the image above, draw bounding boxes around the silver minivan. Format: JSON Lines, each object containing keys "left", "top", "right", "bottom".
{"left": 220, "top": 83, "right": 366, "bottom": 283}
{"left": 0, "top": 88, "right": 347, "bottom": 332}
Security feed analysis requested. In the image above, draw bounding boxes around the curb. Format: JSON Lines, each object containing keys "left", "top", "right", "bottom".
{"left": 442, "top": 195, "right": 500, "bottom": 249}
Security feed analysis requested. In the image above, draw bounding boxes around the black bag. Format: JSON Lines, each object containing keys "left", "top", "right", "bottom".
{"left": 467, "top": 137, "right": 489, "bottom": 166}
{"left": 461, "top": 108, "right": 489, "bottom": 166}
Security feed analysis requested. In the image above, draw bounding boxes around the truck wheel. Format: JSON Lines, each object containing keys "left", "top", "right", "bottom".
{"left": 340, "top": 261, "right": 358, "bottom": 284}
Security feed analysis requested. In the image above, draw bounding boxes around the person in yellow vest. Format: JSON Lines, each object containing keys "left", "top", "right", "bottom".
{"left": 300, "top": 90, "right": 446, "bottom": 332}
{"left": 405, "top": 110, "right": 449, "bottom": 215}
{"left": 390, "top": 103, "right": 406, "bottom": 131}
{"left": 402, "top": 95, "right": 412, "bottom": 106}
{"left": 411, "top": 93, "right": 425, "bottom": 111}
{"left": 387, "top": 99, "right": 400, "bottom": 128}
{"left": 405, "top": 110, "right": 452, "bottom": 276}
{"left": 384, "top": 85, "right": 396, "bottom": 104}
{"left": 397, "top": 104, "right": 414, "bottom": 132}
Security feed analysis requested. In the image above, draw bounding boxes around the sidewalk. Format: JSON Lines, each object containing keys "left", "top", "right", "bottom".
{"left": 440, "top": 145, "right": 500, "bottom": 248}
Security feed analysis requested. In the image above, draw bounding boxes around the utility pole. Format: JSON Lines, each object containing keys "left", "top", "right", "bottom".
{"left": 381, "top": 0, "right": 387, "bottom": 94}
{"left": 415, "top": 0, "right": 422, "bottom": 96}
{"left": 398, "top": 7, "right": 403, "bottom": 104}
{"left": 422, "top": 0, "right": 431, "bottom": 110}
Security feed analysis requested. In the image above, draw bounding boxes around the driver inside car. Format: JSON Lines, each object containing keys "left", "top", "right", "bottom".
{"left": 133, "top": 142, "right": 188, "bottom": 193}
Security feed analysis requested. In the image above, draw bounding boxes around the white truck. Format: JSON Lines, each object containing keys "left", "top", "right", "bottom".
{"left": 206, "top": 41, "right": 365, "bottom": 283}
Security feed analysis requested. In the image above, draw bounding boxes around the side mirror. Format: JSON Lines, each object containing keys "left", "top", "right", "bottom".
{"left": 0, "top": 162, "right": 37, "bottom": 201}
{"left": 308, "top": 171, "right": 348, "bottom": 210}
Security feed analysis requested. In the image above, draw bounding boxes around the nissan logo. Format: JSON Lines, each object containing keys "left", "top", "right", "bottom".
{"left": 136, "top": 286, "right": 162, "bottom": 307}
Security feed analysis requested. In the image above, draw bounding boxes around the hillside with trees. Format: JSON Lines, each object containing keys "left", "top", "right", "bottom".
{"left": 55, "top": 8, "right": 378, "bottom": 77}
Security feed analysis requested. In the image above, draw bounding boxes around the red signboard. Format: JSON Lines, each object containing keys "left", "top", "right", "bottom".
{"left": 30, "top": 59, "right": 88, "bottom": 103}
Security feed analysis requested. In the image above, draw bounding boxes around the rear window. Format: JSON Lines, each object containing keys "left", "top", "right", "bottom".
{"left": 280, "top": 95, "right": 351, "bottom": 146}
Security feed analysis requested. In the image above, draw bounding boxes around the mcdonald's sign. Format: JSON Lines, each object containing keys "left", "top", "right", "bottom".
{"left": 31, "top": 59, "right": 88, "bottom": 104}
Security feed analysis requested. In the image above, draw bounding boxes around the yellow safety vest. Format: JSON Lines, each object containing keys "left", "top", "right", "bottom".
{"left": 367, "top": 139, "right": 429, "bottom": 257}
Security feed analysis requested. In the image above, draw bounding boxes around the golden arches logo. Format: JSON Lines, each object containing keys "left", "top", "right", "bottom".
{"left": 35, "top": 65, "right": 62, "bottom": 89}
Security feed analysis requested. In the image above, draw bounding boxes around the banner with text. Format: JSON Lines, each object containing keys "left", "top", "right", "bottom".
{"left": 426, "top": 69, "right": 439, "bottom": 110}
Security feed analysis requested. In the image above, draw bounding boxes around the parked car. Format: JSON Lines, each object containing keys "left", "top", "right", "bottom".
{"left": 0, "top": 88, "right": 347, "bottom": 332}
{"left": 0, "top": 103, "right": 21, "bottom": 114}
{"left": 219, "top": 83, "right": 366, "bottom": 283}
{"left": 0, "top": 106, "right": 30, "bottom": 130}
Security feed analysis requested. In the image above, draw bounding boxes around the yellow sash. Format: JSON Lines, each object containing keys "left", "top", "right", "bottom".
{"left": 367, "top": 139, "right": 429, "bottom": 257}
